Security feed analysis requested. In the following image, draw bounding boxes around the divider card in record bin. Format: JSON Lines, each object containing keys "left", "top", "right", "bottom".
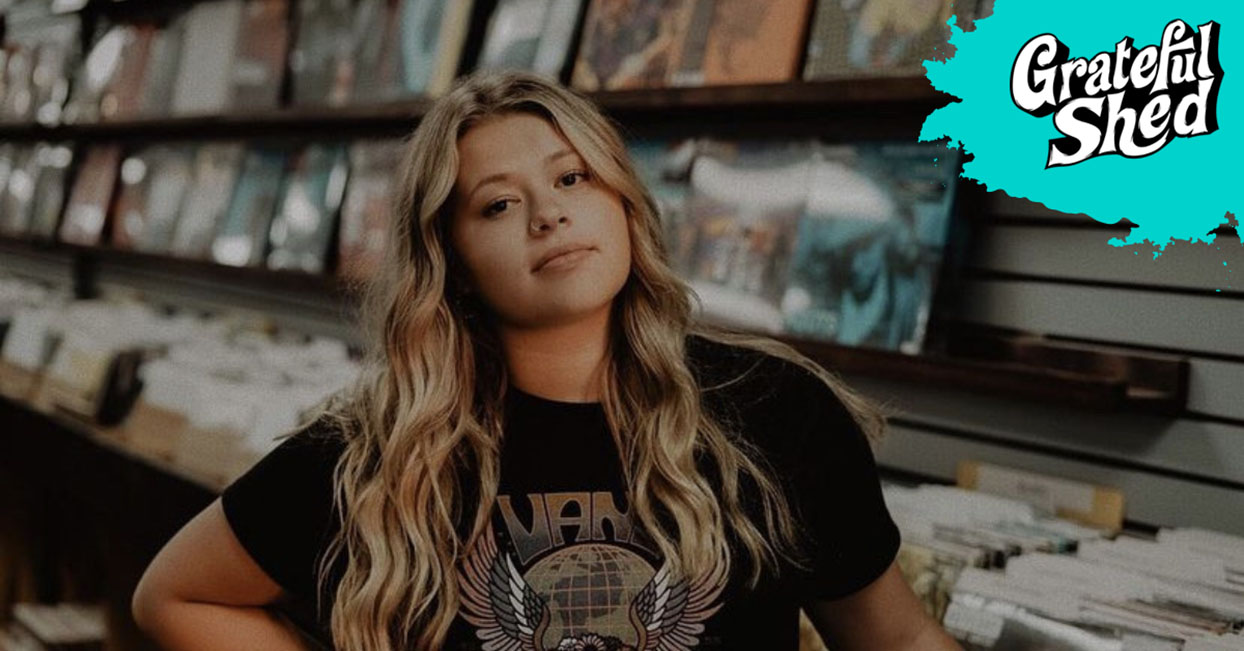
{"left": 682, "top": 139, "right": 814, "bottom": 335}
{"left": 782, "top": 142, "right": 960, "bottom": 354}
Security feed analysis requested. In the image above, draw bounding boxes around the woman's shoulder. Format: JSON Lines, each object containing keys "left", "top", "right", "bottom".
{"left": 686, "top": 336, "right": 860, "bottom": 458}
{"left": 226, "top": 411, "right": 351, "bottom": 498}
{"left": 687, "top": 334, "right": 833, "bottom": 401}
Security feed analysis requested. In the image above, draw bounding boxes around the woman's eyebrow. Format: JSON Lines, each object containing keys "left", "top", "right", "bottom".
{"left": 466, "top": 149, "right": 580, "bottom": 201}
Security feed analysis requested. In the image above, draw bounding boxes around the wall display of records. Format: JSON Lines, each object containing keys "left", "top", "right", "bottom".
{"left": 0, "top": 0, "right": 1004, "bottom": 364}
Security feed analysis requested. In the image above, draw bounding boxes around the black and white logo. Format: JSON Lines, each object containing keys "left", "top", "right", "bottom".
{"left": 1010, "top": 20, "right": 1223, "bottom": 168}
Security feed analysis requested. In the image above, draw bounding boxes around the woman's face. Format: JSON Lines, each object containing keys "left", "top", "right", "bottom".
{"left": 448, "top": 113, "right": 632, "bottom": 330}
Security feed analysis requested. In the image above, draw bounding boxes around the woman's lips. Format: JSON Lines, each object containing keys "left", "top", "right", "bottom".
{"left": 533, "top": 247, "right": 595, "bottom": 272}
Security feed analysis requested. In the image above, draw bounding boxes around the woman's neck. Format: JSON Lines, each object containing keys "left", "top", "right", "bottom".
{"left": 498, "top": 306, "right": 611, "bottom": 404}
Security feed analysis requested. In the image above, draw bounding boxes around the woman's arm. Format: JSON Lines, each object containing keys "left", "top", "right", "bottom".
{"left": 803, "top": 561, "right": 963, "bottom": 651}
{"left": 131, "top": 499, "right": 312, "bottom": 650}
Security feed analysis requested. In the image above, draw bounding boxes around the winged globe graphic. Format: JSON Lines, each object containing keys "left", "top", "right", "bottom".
{"left": 458, "top": 524, "right": 729, "bottom": 651}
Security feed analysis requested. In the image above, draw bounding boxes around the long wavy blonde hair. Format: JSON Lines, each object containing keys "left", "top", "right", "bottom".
{"left": 314, "top": 70, "right": 884, "bottom": 650}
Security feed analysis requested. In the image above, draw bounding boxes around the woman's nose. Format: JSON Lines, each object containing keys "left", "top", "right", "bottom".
{"left": 528, "top": 199, "right": 569, "bottom": 234}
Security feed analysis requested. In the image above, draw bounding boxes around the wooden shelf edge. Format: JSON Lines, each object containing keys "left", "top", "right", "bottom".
{"left": 774, "top": 333, "right": 1189, "bottom": 415}
{"left": 0, "top": 78, "right": 949, "bottom": 141}
{"left": 0, "top": 235, "right": 346, "bottom": 299}
{"left": 0, "top": 391, "right": 222, "bottom": 493}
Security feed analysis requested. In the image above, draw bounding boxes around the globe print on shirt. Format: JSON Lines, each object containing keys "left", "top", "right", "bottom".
{"left": 457, "top": 490, "right": 728, "bottom": 650}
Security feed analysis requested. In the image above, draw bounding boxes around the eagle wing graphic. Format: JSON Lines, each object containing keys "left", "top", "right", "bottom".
{"left": 628, "top": 552, "right": 729, "bottom": 651}
{"left": 458, "top": 526, "right": 550, "bottom": 651}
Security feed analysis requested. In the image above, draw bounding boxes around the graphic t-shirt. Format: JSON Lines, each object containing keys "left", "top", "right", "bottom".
{"left": 220, "top": 335, "right": 902, "bottom": 650}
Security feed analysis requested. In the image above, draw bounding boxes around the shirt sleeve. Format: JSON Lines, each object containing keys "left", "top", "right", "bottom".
{"left": 219, "top": 416, "right": 345, "bottom": 603}
{"left": 776, "top": 366, "right": 903, "bottom": 602}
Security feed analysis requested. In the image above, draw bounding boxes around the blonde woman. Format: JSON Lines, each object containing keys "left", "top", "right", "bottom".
{"left": 132, "top": 70, "right": 959, "bottom": 651}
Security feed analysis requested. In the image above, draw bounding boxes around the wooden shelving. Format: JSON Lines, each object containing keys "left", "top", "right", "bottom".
{"left": 784, "top": 330, "right": 1188, "bottom": 415}
{"left": 0, "top": 77, "right": 949, "bottom": 142}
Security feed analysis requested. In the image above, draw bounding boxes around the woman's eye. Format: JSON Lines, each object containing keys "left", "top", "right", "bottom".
{"left": 559, "top": 170, "right": 590, "bottom": 187}
{"left": 483, "top": 199, "right": 512, "bottom": 217}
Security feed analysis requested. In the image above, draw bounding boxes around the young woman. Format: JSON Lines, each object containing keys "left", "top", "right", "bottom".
{"left": 132, "top": 70, "right": 960, "bottom": 651}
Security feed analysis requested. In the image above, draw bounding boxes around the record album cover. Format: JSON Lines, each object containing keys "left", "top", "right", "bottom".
{"left": 60, "top": 144, "right": 122, "bottom": 246}
{"left": 25, "top": 144, "right": 74, "bottom": 241}
{"left": 171, "top": 143, "right": 246, "bottom": 259}
{"left": 211, "top": 147, "right": 287, "bottom": 267}
{"left": 267, "top": 143, "right": 348, "bottom": 274}
{"left": 1, "top": 12, "right": 80, "bottom": 125}
{"left": 803, "top": 0, "right": 975, "bottom": 80}
{"left": 0, "top": 146, "right": 37, "bottom": 236}
{"left": 781, "top": 141, "right": 959, "bottom": 352}
{"left": 670, "top": 0, "right": 812, "bottom": 86}
{"left": 62, "top": 25, "right": 130, "bottom": 123}
{"left": 99, "top": 23, "right": 156, "bottom": 121}
{"left": 171, "top": 0, "right": 244, "bottom": 116}
{"left": 571, "top": 0, "right": 694, "bottom": 91}
{"left": 626, "top": 138, "right": 697, "bottom": 276}
{"left": 681, "top": 138, "right": 814, "bottom": 334}
{"left": 111, "top": 145, "right": 196, "bottom": 254}
{"left": 2, "top": 42, "right": 38, "bottom": 122}
{"left": 532, "top": 0, "right": 585, "bottom": 78}
{"left": 351, "top": 0, "right": 406, "bottom": 104}
{"left": 338, "top": 140, "right": 404, "bottom": 281}
{"left": 137, "top": 20, "right": 184, "bottom": 117}
{"left": 479, "top": 0, "right": 585, "bottom": 79}
{"left": 398, "top": 0, "right": 474, "bottom": 96}
{"left": 289, "top": 0, "right": 357, "bottom": 106}
{"left": 229, "top": 0, "right": 290, "bottom": 111}
{"left": 479, "top": 0, "right": 550, "bottom": 72}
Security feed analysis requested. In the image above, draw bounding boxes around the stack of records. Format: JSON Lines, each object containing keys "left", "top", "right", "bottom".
{"left": 883, "top": 482, "right": 1109, "bottom": 621}
{"left": 944, "top": 548, "right": 1244, "bottom": 650}
{"left": 886, "top": 482, "right": 1244, "bottom": 649}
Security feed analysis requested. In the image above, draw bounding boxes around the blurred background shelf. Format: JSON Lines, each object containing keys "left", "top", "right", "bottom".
{"left": 0, "top": 77, "right": 948, "bottom": 142}
{"left": 0, "top": 233, "right": 1189, "bottom": 415}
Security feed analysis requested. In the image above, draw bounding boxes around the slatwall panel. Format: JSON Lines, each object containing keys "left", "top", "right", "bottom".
{"left": 972, "top": 224, "right": 1244, "bottom": 292}
{"left": 870, "top": 191, "right": 1244, "bottom": 534}
{"left": 959, "top": 280, "right": 1243, "bottom": 356}
{"left": 849, "top": 375, "right": 1244, "bottom": 488}
{"left": 1188, "top": 359, "right": 1244, "bottom": 420}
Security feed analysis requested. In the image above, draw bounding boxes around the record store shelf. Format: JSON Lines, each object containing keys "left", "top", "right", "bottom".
{"left": 0, "top": 77, "right": 948, "bottom": 143}
{"left": 0, "top": 234, "right": 1189, "bottom": 416}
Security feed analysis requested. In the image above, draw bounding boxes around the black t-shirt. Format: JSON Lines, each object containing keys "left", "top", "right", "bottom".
{"left": 221, "top": 335, "right": 901, "bottom": 650}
